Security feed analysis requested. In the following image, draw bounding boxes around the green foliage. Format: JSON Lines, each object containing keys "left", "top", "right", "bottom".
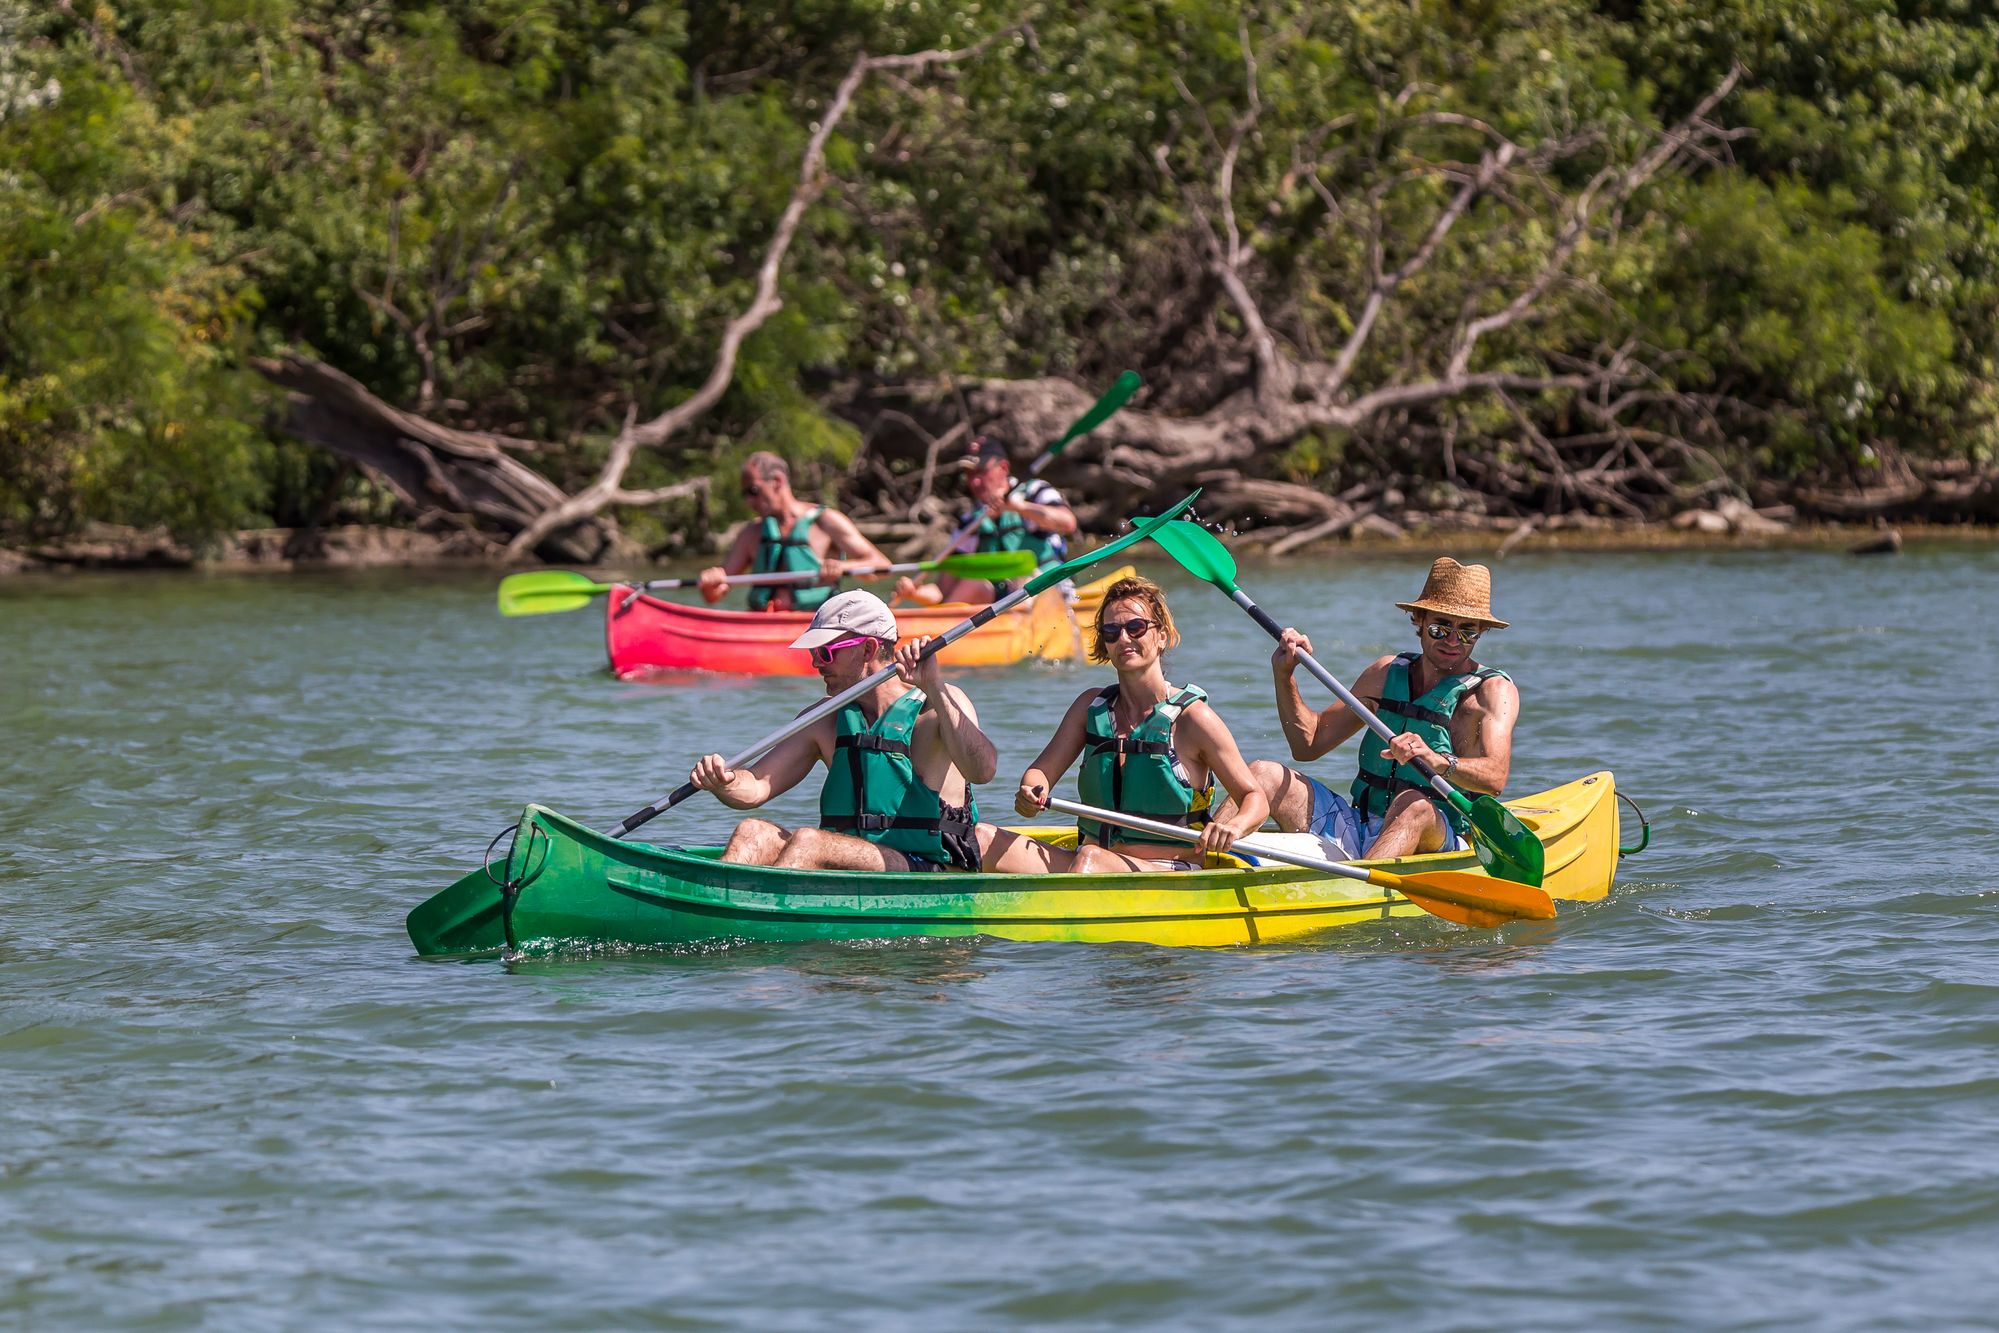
{"left": 7, "top": 0, "right": 1999, "bottom": 543}
{"left": 0, "top": 17, "right": 265, "bottom": 541}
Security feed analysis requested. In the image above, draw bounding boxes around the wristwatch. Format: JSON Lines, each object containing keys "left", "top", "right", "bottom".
{"left": 1443, "top": 753, "right": 1459, "bottom": 775}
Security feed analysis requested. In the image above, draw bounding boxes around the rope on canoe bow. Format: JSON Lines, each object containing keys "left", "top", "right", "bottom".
{"left": 1616, "top": 791, "right": 1651, "bottom": 857}
{"left": 482, "top": 819, "right": 550, "bottom": 949}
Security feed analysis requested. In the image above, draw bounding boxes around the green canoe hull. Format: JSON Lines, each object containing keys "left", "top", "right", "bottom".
{"left": 406, "top": 773, "right": 1620, "bottom": 956}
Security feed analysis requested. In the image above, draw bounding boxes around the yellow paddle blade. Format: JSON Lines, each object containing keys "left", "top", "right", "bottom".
{"left": 1375, "top": 867, "right": 1557, "bottom": 926}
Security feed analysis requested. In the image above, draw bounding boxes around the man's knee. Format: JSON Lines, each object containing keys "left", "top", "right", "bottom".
{"left": 1383, "top": 790, "right": 1435, "bottom": 826}
{"left": 1254, "top": 760, "right": 1311, "bottom": 831}
{"left": 772, "top": 826, "right": 830, "bottom": 867}
{"left": 722, "top": 817, "right": 785, "bottom": 864}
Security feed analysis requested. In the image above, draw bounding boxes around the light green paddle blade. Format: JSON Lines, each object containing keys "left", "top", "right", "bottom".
{"left": 1050, "top": 370, "right": 1143, "bottom": 451}
{"left": 929, "top": 550, "right": 1039, "bottom": 581}
{"left": 1147, "top": 518, "right": 1239, "bottom": 590}
{"left": 497, "top": 570, "right": 617, "bottom": 617}
{"left": 1021, "top": 490, "right": 1200, "bottom": 597}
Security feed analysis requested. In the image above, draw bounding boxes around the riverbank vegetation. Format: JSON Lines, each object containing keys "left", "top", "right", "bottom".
{"left": 5, "top": 0, "right": 1998, "bottom": 562}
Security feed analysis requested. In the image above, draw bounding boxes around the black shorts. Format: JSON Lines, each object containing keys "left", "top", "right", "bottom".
{"left": 905, "top": 802, "right": 980, "bottom": 873}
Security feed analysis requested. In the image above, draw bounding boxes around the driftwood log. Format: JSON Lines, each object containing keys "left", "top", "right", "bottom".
{"left": 253, "top": 354, "right": 615, "bottom": 564}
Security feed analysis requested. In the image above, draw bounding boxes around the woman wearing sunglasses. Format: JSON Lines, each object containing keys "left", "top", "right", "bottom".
{"left": 991, "top": 577, "right": 1269, "bottom": 874}
{"left": 1224, "top": 556, "right": 1518, "bottom": 861}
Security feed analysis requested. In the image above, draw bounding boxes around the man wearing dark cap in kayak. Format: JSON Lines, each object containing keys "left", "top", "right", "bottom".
{"left": 688, "top": 590, "right": 997, "bottom": 872}
{"left": 1222, "top": 557, "right": 1520, "bottom": 860}
{"left": 697, "top": 452, "right": 892, "bottom": 613}
{"left": 893, "top": 436, "right": 1078, "bottom": 606}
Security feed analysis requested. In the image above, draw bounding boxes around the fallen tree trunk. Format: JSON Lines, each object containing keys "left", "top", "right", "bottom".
{"left": 253, "top": 354, "right": 615, "bottom": 564}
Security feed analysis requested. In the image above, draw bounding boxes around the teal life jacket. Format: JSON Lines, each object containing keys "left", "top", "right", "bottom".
{"left": 1075, "top": 683, "right": 1213, "bottom": 845}
{"left": 1349, "top": 651, "right": 1509, "bottom": 837}
{"left": 818, "top": 689, "right": 979, "bottom": 864}
{"left": 748, "top": 505, "right": 827, "bottom": 611}
{"left": 970, "top": 482, "right": 1064, "bottom": 571}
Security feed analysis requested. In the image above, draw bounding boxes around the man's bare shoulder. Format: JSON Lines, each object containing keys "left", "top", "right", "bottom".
{"left": 1352, "top": 653, "right": 1399, "bottom": 689}
{"left": 1462, "top": 670, "right": 1519, "bottom": 715}
{"left": 814, "top": 506, "right": 865, "bottom": 535}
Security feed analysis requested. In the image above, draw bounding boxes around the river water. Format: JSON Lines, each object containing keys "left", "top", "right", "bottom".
{"left": 3, "top": 546, "right": 1995, "bottom": 1328}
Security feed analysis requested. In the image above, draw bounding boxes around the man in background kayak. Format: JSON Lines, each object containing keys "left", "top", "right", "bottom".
{"left": 688, "top": 590, "right": 997, "bottom": 872}
{"left": 698, "top": 452, "right": 892, "bottom": 612}
{"left": 1225, "top": 557, "right": 1519, "bottom": 860}
{"left": 894, "top": 436, "right": 1078, "bottom": 606}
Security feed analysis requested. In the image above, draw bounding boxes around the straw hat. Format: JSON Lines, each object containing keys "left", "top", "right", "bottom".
{"left": 1395, "top": 557, "right": 1508, "bottom": 629}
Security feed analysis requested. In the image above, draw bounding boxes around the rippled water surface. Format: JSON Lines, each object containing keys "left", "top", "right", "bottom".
{"left": 4, "top": 546, "right": 1997, "bottom": 1328}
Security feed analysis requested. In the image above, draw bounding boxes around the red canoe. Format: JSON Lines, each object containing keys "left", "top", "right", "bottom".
{"left": 603, "top": 568, "right": 1126, "bottom": 678}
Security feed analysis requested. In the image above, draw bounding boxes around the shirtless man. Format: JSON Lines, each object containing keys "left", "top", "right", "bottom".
{"left": 688, "top": 591, "right": 996, "bottom": 872}
{"left": 698, "top": 452, "right": 891, "bottom": 612}
{"left": 1229, "top": 557, "right": 1520, "bottom": 860}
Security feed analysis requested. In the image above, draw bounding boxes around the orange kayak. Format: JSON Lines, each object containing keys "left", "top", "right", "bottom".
{"left": 604, "top": 567, "right": 1127, "bottom": 678}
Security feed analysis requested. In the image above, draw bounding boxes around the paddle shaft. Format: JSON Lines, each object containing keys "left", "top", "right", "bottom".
{"left": 642, "top": 561, "right": 932, "bottom": 592}
{"left": 1231, "top": 590, "right": 1471, "bottom": 810}
{"left": 1045, "top": 797, "right": 1374, "bottom": 885}
{"left": 606, "top": 583, "right": 1037, "bottom": 839}
{"left": 1045, "top": 796, "right": 1553, "bottom": 923}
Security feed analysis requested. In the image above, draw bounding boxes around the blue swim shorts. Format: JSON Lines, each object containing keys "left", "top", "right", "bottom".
{"left": 1301, "top": 775, "right": 1466, "bottom": 859}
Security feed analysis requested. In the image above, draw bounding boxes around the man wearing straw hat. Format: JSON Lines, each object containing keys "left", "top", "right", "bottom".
{"left": 1230, "top": 557, "right": 1520, "bottom": 860}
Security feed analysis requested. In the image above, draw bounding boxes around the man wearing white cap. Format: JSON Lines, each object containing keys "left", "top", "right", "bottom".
{"left": 687, "top": 590, "right": 999, "bottom": 872}
{"left": 1222, "top": 557, "right": 1520, "bottom": 860}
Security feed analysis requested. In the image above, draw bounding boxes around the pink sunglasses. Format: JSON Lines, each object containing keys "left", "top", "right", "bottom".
{"left": 806, "top": 635, "right": 873, "bottom": 666}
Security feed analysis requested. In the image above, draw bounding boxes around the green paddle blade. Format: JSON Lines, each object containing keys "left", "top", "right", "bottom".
{"left": 497, "top": 569, "right": 618, "bottom": 616}
{"left": 1147, "top": 519, "right": 1239, "bottom": 590}
{"left": 1052, "top": 370, "right": 1143, "bottom": 450}
{"left": 1023, "top": 490, "right": 1200, "bottom": 596}
{"left": 1460, "top": 795, "right": 1546, "bottom": 886}
{"left": 930, "top": 549, "right": 1039, "bottom": 581}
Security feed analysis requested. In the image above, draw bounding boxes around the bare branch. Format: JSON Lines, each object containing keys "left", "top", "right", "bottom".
{"left": 503, "top": 28, "right": 1021, "bottom": 558}
{"left": 1447, "top": 64, "right": 1743, "bottom": 378}
{"left": 1322, "top": 141, "right": 1518, "bottom": 397}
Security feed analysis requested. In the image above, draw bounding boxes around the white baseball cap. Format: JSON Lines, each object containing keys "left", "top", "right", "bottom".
{"left": 788, "top": 590, "right": 899, "bottom": 650}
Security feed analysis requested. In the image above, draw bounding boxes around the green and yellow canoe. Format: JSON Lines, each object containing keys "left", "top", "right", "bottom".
{"left": 407, "top": 772, "right": 1621, "bottom": 956}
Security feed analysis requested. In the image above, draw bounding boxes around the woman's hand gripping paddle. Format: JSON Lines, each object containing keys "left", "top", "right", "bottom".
{"left": 497, "top": 550, "right": 1038, "bottom": 617}
{"left": 933, "top": 371, "right": 1142, "bottom": 559}
{"left": 1044, "top": 797, "right": 1555, "bottom": 928}
{"left": 1147, "top": 521, "right": 1547, "bottom": 887}
{"left": 603, "top": 491, "right": 1202, "bottom": 839}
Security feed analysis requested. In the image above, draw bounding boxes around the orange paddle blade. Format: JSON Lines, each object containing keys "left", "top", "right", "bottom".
{"left": 1375, "top": 868, "right": 1557, "bottom": 925}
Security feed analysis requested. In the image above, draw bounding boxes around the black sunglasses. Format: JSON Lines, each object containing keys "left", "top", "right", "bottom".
{"left": 1423, "top": 621, "right": 1483, "bottom": 646}
{"left": 1098, "top": 617, "right": 1156, "bottom": 642}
